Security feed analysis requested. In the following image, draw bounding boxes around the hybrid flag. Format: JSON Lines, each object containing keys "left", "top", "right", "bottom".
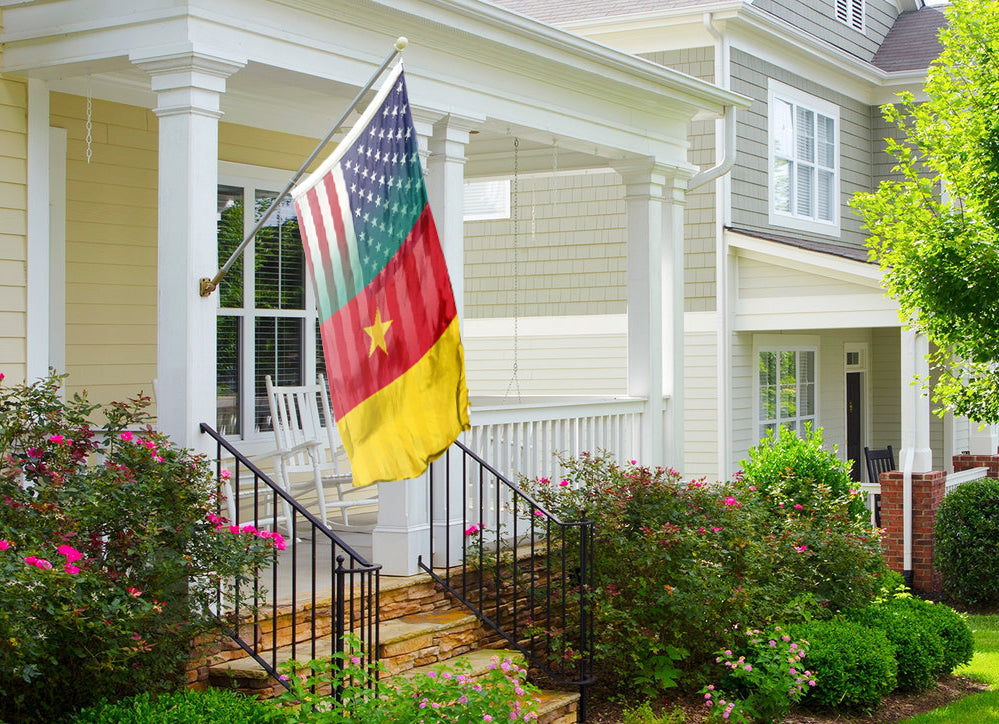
{"left": 292, "top": 63, "right": 470, "bottom": 488}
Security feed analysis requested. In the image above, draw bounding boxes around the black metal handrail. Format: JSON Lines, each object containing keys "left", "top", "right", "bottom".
{"left": 200, "top": 423, "right": 381, "bottom": 692}
{"left": 419, "top": 439, "right": 594, "bottom": 721}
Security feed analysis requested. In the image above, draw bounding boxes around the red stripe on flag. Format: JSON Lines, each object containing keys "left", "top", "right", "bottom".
{"left": 322, "top": 171, "right": 356, "bottom": 295}
{"left": 303, "top": 185, "right": 339, "bottom": 307}
{"left": 321, "top": 204, "right": 456, "bottom": 419}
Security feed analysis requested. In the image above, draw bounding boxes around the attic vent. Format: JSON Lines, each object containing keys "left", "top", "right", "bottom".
{"left": 835, "top": 0, "right": 865, "bottom": 32}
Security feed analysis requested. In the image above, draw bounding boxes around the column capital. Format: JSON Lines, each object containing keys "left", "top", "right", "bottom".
{"left": 613, "top": 157, "right": 695, "bottom": 195}
{"left": 131, "top": 46, "right": 246, "bottom": 119}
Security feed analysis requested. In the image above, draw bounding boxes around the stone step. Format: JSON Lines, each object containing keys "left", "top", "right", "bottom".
{"left": 207, "top": 608, "right": 485, "bottom": 695}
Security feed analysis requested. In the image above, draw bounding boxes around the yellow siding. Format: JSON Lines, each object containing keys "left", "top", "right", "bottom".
{"left": 219, "top": 122, "right": 318, "bottom": 171}
{"left": 0, "top": 74, "right": 26, "bottom": 383}
{"left": 50, "top": 92, "right": 158, "bottom": 405}
{"left": 683, "top": 330, "right": 719, "bottom": 480}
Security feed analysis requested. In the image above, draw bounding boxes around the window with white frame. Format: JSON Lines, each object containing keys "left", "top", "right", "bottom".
{"left": 464, "top": 179, "right": 510, "bottom": 221}
{"left": 216, "top": 174, "right": 324, "bottom": 438}
{"left": 768, "top": 80, "right": 840, "bottom": 235}
{"left": 835, "top": 0, "right": 865, "bottom": 32}
{"left": 758, "top": 348, "right": 817, "bottom": 440}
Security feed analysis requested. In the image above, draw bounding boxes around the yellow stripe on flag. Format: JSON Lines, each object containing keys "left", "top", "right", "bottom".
{"left": 337, "top": 318, "right": 471, "bottom": 488}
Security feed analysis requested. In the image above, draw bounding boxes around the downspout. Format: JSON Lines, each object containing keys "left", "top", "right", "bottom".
{"left": 689, "top": 12, "right": 736, "bottom": 481}
{"left": 688, "top": 16, "right": 736, "bottom": 191}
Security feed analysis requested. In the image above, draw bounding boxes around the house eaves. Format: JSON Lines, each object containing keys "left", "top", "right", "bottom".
{"left": 543, "top": 1, "right": 939, "bottom": 104}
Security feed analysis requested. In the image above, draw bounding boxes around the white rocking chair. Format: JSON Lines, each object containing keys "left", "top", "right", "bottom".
{"left": 265, "top": 374, "right": 377, "bottom": 529}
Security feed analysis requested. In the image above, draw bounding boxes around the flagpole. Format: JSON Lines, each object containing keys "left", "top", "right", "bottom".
{"left": 200, "top": 36, "right": 409, "bottom": 297}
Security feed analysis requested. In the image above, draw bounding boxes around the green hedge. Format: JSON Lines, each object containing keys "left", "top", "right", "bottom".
{"left": 70, "top": 689, "right": 281, "bottom": 724}
{"left": 935, "top": 478, "right": 999, "bottom": 606}
{"left": 788, "top": 620, "right": 897, "bottom": 710}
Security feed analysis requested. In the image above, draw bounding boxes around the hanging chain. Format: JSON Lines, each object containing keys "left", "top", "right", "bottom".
{"left": 85, "top": 77, "right": 93, "bottom": 164}
{"left": 504, "top": 137, "right": 522, "bottom": 403}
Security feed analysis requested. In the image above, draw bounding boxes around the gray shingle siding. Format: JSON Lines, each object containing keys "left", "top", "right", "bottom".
{"left": 730, "top": 47, "right": 873, "bottom": 252}
{"left": 751, "top": 0, "right": 898, "bottom": 62}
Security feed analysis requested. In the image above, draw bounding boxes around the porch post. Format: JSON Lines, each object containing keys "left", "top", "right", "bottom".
{"left": 132, "top": 49, "right": 245, "bottom": 451}
{"left": 617, "top": 160, "right": 689, "bottom": 469}
{"left": 899, "top": 328, "right": 933, "bottom": 584}
{"left": 427, "top": 114, "right": 480, "bottom": 566}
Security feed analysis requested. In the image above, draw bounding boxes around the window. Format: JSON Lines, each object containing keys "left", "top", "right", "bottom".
{"left": 768, "top": 80, "right": 840, "bottom": 235}
{"left": 464, "top": 179, "right": 510, "bottom": 221}
{"left": 758, "top": 348, "right": 817, "bottom": 440}
{"left": 216, "top": 168, "right": 323, "bottom": 438}
{"left": 835, "top": 0, "right": 865, "bottom": 32}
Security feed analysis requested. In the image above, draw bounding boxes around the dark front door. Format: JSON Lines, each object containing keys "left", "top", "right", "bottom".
{"left": 847, "top": 372, "right": 862, "bottom": 481}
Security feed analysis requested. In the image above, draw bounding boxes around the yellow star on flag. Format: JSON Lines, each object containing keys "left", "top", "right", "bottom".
{"left": 363, "top": 308, "right": 393, "bottom": 356}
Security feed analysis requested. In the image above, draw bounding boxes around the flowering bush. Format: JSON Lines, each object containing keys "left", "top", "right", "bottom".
{"left": 0, "top": 373, "right": 277, "bottom": 722}
{"left": 274, "top": 634, "right": 541, "bottom": 722}
{"left": 520, "top": 438, "right": 885, "bottom": 693}
{"left": 701, "top": 627, "right": 815, "bottom": 723}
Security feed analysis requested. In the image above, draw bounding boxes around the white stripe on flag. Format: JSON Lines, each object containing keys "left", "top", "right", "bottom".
{"left": 313, "top": 176, "right": 349, "bottom": 310}
{"left": 296, "top": 195, "right": 334, "bottom": 321}
{"left": 331, "top": 164, "right": 364, "bottom": 293}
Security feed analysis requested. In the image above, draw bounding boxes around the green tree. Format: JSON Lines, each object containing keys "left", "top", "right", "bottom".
{"left": 853, "top": 0, "right": 999, "bottom": 422}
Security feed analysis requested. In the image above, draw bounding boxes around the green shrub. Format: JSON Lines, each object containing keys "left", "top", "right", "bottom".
{"left": 788, "top": 620, "right": 896, "bottom": 710}
{"left": 848, "top": 597, "right": 947, "bottom": 691}
{"left": 0, "top": 373, "right": 277, "bottom": 722}
{"left": 887, "top": 597, "right": 974, "bottom": 674}
{"left": 70, "top": 689, "right": 281, "bottom": 723}
{"left": 740, "top": 424, "right": 869, "bottom": 522}
{"left": 935, "top": 478, "right": 999, "bottom": 606}
{"left": 519, "top": 441, "right": 885, "bottom": 692}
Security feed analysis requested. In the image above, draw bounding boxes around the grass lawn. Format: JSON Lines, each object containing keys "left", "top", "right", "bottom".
{"left": 899, "top": 614, "right": 999, "bottom": 723}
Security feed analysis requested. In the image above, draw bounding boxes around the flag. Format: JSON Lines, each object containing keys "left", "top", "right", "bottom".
{"left": 292, "top": 63, "right": 470, "bottom": 488}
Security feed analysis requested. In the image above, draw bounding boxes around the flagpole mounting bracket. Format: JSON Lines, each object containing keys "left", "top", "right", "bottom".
{"left": 200, "top": 277, "right": 217, "bottom": 297}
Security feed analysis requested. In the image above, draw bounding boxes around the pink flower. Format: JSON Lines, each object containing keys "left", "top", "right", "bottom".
{"left": 724, "top": 496, "right": 737, "bottom": 507}
{"left": 127, "top": 587, "right": 142, "bottom": 598}
{"left": 534, "top": 510, "right": 545, "bottom": 518}
{"left": 33, "top": 558, "right": 53, "bottom": 570}
{"left": 0, "top": 540, "right": 11, "bottom": 551}
{"left": 23, "top": 556, "right": 37, "bottom": 566}
{"left": 228, "top": 525, "right": 240, "bottom": 535}
{"left": 240, "top": 525, "right": 257, "bottom": 535}
{"left": 559, "top": 479, "right": 569, "bottom": 487}
{"left": 64, "top": 564, "right": 81, "bottom": 575}
{"left": 220, "top": 469, "right": 232, "bottom": 480}
{"left": 49, "top": 435, "right": 65, "bottom": 445}
{"left": 795, "top": 544, "right": 808, "bottom": 552}
{"left": 351, "top": 656, "right": 361, "bottom": 666}
{"left": 465, "top": 523, "right": 480, "bottom": 536}
{"left": 629, "top": 460, "right": 637, "bottom": 465}
{"left": 27, "top": 448, "right": 41, "bottom": 459}
{"left": 794, "top": 504, "right": 804, "bottom": 510}
{"left": 711, "top": 526, "right": 723, "bottom": 534}
{"left": 272, "top": 533, "right": 287, "bottom": 551}
{"left": 57, "top": 545, "right": 83, "bottom": 563}
{"left": 120, "top": 431, "right": 134, "bottom": 442}
{"left": 484, "top": 716, "right": 494, "bottom": 722}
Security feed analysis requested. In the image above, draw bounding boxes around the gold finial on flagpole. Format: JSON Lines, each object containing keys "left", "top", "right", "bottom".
{"left": 396, "top": 36, "right": 408, "bottom": 51}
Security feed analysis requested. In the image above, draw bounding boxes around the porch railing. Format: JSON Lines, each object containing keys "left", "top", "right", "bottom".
{"left": 200, "top": 423, "right": 381, "bottom": 689}
{"left": 468, "top": 396, "right": 644, "bottom": 483}
{"left": 420, "top": 439, "right": 594, "bottom": 721}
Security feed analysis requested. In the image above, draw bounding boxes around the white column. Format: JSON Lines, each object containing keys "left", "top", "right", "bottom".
{"left": 372, "top": 475, "right": 430, "bottom": 576}
{"left": 427, "top": 114, "right": 480, "bottom": 566}
{"left": 428, "top": 113, "right": 481, "bottom": 323}
{"left": 132, "top": 50, "right": 245, "bottom": 450}
{"left": 899, "top": 328, "right": 932, "bottom": 581}
{"left": 26, "top": 78, "right": 51, "bottom": 381}
{"left": 617, "top": 160, "right": 690, "bottom": 469}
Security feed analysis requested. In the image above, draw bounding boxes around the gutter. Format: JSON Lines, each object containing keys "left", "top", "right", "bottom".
{"left": 688, "top": 13, "right": 739, "bottom": 190}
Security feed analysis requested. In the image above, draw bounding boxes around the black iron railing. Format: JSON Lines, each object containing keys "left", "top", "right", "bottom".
{"left": 419, "top": 439, "right": 594, "bottom": 720}
{"left": 200, "top": 423, "right": 381, "bottom": 691}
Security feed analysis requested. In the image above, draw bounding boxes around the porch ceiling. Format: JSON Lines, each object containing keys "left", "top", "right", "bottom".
{"left": 0, "top": 0, "right": 748, "bottom": 176}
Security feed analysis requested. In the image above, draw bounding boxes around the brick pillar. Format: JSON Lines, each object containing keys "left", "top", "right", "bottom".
{"left": 879, "top": 469, "right": 947, "bottom": 593}
{"left": 953, "top": 452, "right": 999, "bottom": 478}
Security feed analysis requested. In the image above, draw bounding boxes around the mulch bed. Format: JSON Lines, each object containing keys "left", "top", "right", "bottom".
{"left": 585, "top": 675, "right": 989, "bottom": 723}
